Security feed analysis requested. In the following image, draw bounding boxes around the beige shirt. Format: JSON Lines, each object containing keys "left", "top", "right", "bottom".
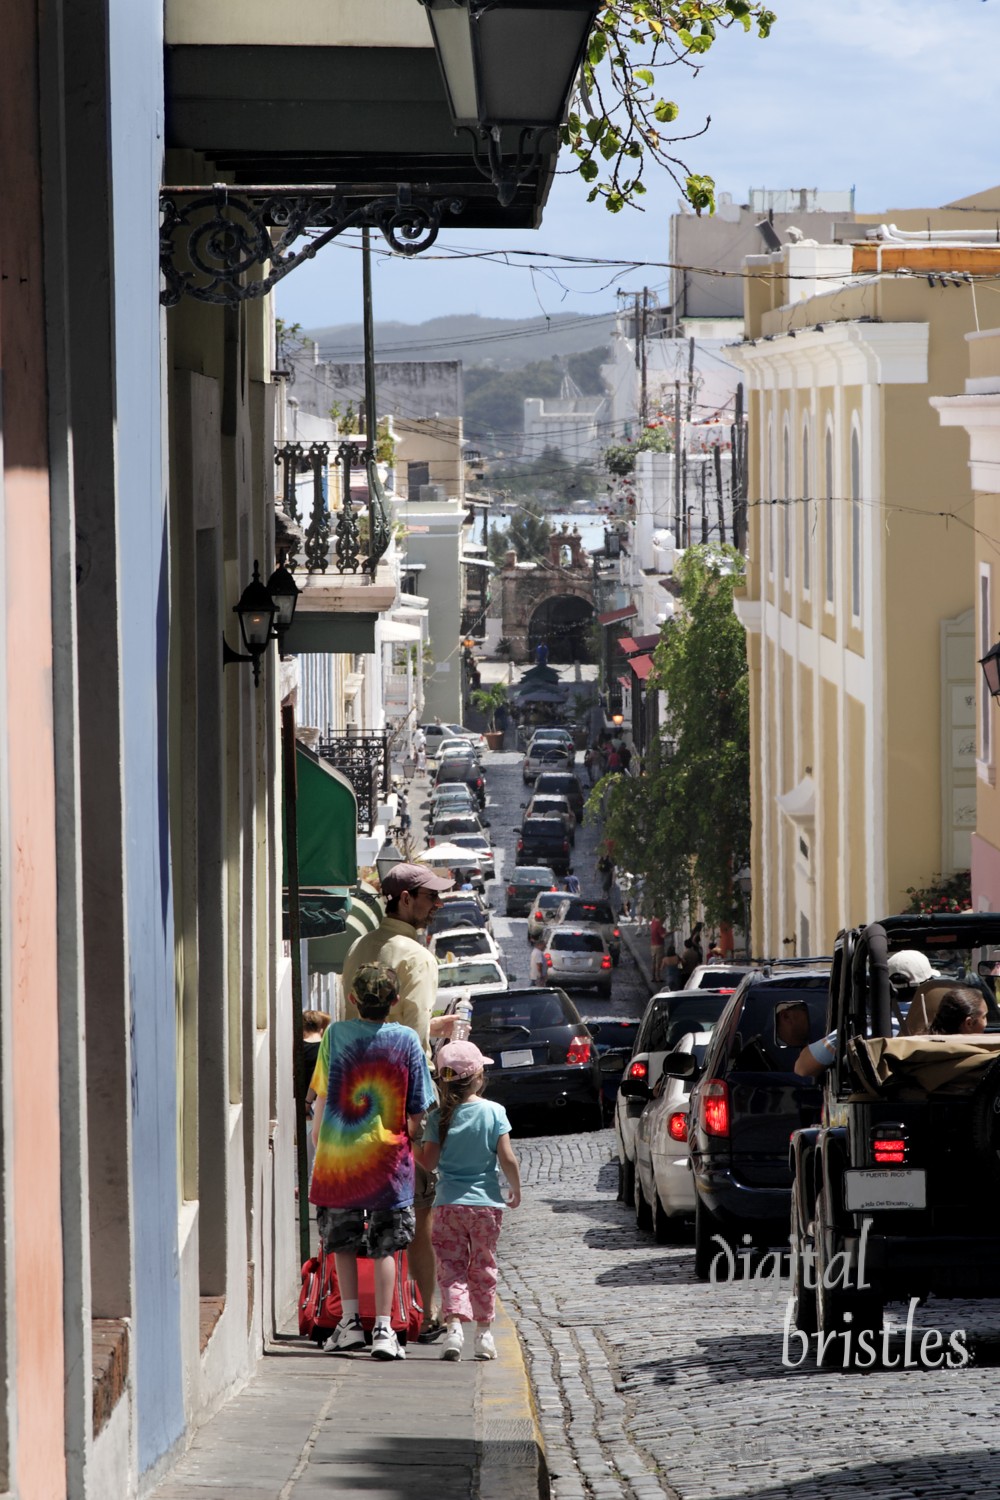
{"left": 341, "top": 916, "right": 439, "bottom": 1059}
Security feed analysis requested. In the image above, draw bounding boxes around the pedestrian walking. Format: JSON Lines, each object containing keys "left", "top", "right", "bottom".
{"left": 597, "top": 852, "right": 614, "bottom": 897}
{"left": 529, "top": 936, "right": 547, "bottom": 985}
{"left": 662, "top": 944, "right": 683, "bottom": 990}
{"left": 412, "top": 727, "right": 426, "bottom": 774}
{"left": 584, "top": 746, "right": 597, "bottom": 785}
{"left": 419, "top": 1040, "right": 522, "bottom": 1362}
{"left": 343, "top": 862, "right": 457, "bottom": 1341}
{"left": 564, "top": 869, "right": 581, "bottom": 895}
{"left": 309, "top": 963, "right": 435, "bottom": 1362}
{"left": 649, "top": 915, "right": 666, "bottom": 983}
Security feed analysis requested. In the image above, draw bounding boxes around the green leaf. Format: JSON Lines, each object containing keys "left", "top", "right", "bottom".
{"left": 634, "top": 181, "right": 647, "bottom": 195}
{"left": 678, "top": 28, "right": 694, "bottom": 46}
{"left": 599, "top": 130, "right": 621, "bottom": 160}
{"left": 567, "top": 111, "right": 581, "bottom": 134}
{"left": 588, "top": 30, "right": 607, "bottom": 65}
{"left": 633, "top": 67, "right": 655, "bottom": 86}
{"left": 587, "top": 186, "right": 600, "bottom": 202}
{"left": 606, "top": 192, "right": 625, "bottom": 214}
{"left": 758, "top": 8, "right": 776, "bottom": 36}
{"left": 685, "top": 173, "right": 716, "bottom": 215}
{"left": 586, "top": 118, "right": 603, "bottom": 143}
{"left": 626, "top": 140, "right": 642, "bottom": 157}
{"left": 579, "top": 157, "right": 599, "bottom": 182}
{"left": 653, "top": 99, "right": 679, "bottom": 123}
{"left": 689, "top": 32, "right": 714, "bottom": 52}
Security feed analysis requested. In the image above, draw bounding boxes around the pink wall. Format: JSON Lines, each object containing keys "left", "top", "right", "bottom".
{"left": 1, "top": 1, "right": 68, "bottom": 1493}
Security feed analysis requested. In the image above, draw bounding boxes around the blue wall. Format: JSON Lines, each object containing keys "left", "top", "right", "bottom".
{"left": 109, "top": 0, "right": 185, "bottom": 1473}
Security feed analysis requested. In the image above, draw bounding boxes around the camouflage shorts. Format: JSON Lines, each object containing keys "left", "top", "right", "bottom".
{"left": 316, "top": 1205, "right": 416, "bottom": 1260}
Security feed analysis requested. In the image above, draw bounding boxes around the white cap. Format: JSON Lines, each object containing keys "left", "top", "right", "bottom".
{"left": 887, "top": 950, "right": 938, "bottom": 988}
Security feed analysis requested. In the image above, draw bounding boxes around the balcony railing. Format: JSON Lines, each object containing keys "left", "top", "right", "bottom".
{"left": 274, "top": 439, "right": 391, "bottom": 576}
{"left": 317, "top": 729, "right": 390, "bottom": 836}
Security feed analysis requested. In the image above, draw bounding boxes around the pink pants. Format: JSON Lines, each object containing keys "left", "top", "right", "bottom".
{"left": 432, "top": 1205, "right": 503, "bottom": 1324}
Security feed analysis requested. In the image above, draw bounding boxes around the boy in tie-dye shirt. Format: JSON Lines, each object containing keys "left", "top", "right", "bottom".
{"left": 309, "top": 962, "right": 435, "bottom": 1360}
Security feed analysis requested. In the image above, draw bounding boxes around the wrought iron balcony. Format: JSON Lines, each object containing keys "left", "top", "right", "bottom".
{"left": 274, "top": 439, "right": 391, "bottom": 577}
{"left": 317, "top": 729, "right": 390, "bottom": 836}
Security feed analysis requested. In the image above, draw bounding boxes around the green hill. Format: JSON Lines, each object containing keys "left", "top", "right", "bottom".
{"left": 307, "top": 310, "right": 615, "bottom": 369}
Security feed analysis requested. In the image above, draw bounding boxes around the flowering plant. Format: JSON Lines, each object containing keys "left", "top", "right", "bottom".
{"left": 902, "top": 870, "right": 972, "bottom": 915}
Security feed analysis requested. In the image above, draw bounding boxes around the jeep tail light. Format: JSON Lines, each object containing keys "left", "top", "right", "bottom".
{"left": 871, "top": 1124, "right": 908, "bottom": 1165}
{"left": 507, "top": 884, "right": 517, "bottom": 895}
{"left": 627, "top": 1059, "right": 648, "bottom": 1082}
{"left": 517, "top": 839, "right": 524, "bottom": 853}
{"left": 566, "top": 1035, "right": 591, "bottom": 1066}
{"left": 667, "top": 1112, "right": 688, "bottom": 1143}
{"left": 562, "top": 839, "right": 569, "bottom": 852}
{"left": 613, "top": 928, "right": 620, "bottom": 939}
{"left": 701, "top": 1080, "right": 730, "bottom": 1138}
{"left": 601, "top": 955, "right": 612, "bottom": 970}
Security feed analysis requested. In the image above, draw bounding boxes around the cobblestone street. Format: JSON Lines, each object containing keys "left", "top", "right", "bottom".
{"left": 467, "top": 749, "right": 1000, "bottom": 1500}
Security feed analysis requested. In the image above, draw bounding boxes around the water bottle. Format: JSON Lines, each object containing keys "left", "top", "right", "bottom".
{"left": 452, "top": 998, "right": 472, "bottom": 1042}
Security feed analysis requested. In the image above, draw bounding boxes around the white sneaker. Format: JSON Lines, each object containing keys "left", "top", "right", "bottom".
{"left": 323, "top": 1317, "right": 366, "bottom": 1354}
{"left": 474, "top": 1329, "right": 497, "bottom": 1361}
{"left": 370, "top": 1325, "right": 405, "bottom": 1361}
{"left": 439, "top": 1324, "right": 465, "bottom": 1361}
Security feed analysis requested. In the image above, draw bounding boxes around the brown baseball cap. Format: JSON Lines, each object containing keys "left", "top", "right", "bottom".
{"left": 380, "top": 862, "right": 454, "bottom": 899}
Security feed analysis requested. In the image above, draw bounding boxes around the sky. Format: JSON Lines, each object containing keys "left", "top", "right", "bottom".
{"left": 275, "top": 0, "right": 1000, "bottom": 336}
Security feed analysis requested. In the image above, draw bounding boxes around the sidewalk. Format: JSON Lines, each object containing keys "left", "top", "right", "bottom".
{"left": 152, "top": 1301, "right": 544, "bottom": 1500}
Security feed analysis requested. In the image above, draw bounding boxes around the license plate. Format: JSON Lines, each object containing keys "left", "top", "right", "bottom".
{"left": 844, "top": 1169, "right": 926, "bottom": 1211}
{"left": 500, "top": 1049, "right": 534, "bottom": 1069}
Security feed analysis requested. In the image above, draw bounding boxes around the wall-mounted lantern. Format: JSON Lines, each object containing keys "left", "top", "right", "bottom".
{"left": 980, "top": 637, "right": 1000, "bottom": 699}
{"left": 224, "top": 558, "right": 302, "bottom": 686}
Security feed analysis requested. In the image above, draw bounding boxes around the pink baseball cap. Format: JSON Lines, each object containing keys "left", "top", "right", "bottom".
{"left": 436, "top": 1040, "right": 494, "bottom": 1080}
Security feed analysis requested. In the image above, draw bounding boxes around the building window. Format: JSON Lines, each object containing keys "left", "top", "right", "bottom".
{"left": 850, "top": 427, "right": 861, "bottom": 619}
{"left": 825, "top": 427, "right": 834, "bottom": 607}
{"left": 408, "top": 460, "right": 430, "bottom": 495}
{"left": 802, "top": 424, "right": 811, "bottom": 594}
{"left": 782, "top": 423, "right": 791, "bottom": 583}
{"left": 981, "top": 566, "right": 992, "bottom": 765}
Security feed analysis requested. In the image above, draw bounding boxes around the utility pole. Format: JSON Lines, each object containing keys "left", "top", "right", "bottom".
{"left": 639, "top": 287, "right": 649, "bottom": 428}
{"left": 673, "top": 380, "right": 682, "bottom": 543}
{"left": 700, "top": 458, "right": 708, "bottom": 544}
{"left": 713, "top": 444, "right": 725, "bottom": 543}
{"left": 682, "top": 335, "right": 695, "bottom": 523}
{"left": 732, "top": 381, "right": 745, "bottom": 551}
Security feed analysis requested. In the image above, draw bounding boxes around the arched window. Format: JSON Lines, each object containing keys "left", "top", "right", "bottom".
{"left": 782, "top": 421, "right": 791, "bottom": 583}
{"left": 850, "top": 426, "right": 861, "bottom": 618}
{"left": 802, "top": 424, "right": 811, "bottom": 594}
{"left": 824, "top": 426, "right": 834, "bottom": 606}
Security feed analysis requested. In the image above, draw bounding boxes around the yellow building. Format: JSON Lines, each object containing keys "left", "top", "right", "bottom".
{"left": 728, "top": 239, "right": 999, "bottom": 957}
{"left": 933, "top": 326, "right": 1000, "bottom": 910}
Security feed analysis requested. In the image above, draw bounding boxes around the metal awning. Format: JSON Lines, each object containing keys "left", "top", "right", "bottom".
{"left": 617, "top": 636, "right": 639, "bottom": 655}
{"left": 380, "top": 620, "right": 423, "bottom": 643}
{"left": 307, "top": 887, "right": 384, "bottom": 975}
{"left": 628, "top": 655, "right": 654, "bottom": 681}
{"left": 598, "top": 604, "right": 638, "bottom": 627}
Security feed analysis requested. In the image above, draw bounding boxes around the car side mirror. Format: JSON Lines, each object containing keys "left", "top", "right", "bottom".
{"left": 618, "top": 1077, "right": 649, "bottom": 1099}
{"left": 599, "top": 1049, "right": 628, "bottom": 1074}
{"left": 507, "top": 972, "right": 518, "bottom": 982}
{"left": 661, "top": 1050, "right": 698, "bottom": 1079}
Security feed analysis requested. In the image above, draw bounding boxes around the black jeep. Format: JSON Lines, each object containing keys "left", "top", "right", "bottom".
{"left": 789, "top": 913, "right": 1000, "bottom": 1352}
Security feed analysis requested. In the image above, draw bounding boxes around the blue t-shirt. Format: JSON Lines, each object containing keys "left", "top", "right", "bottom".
{"left": 424, "top": 1097, "right": 511, "bottom": 1207}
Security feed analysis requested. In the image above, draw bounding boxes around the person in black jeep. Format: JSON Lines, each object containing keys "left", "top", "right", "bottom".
{"left": 929, "top": 990, "right": 988, "bottom": 1035}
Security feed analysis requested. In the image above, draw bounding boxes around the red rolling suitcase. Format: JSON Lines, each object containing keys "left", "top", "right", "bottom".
{"left": 299, "top": 1246, "right": 422, "bottom": 1346}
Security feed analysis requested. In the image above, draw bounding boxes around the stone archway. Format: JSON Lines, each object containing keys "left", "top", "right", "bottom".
{"left": 528, "top": 594, "right": 594, "bottom": 663}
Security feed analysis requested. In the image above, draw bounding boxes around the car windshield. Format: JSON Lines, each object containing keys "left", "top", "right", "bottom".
{"left": 438, "top": 961, "right": 504, "bottom": 988}
{"left": 534, "top": 894, "right": 566, "bottom": 913}
{"left": 550, "top": 932, "right": 604, "bottom": 952}
{"left": 471, "top": 994, "right": 568, "bottom": 1030}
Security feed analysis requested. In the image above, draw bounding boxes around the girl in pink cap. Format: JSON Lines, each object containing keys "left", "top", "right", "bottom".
{"left": 417, "top": 1040, "right": 522, "bottom": 1362}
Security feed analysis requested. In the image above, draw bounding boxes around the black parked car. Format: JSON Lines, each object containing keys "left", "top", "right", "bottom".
{"left": 470, "top": 986, "right": 603, "bottom": 1131}
{"left": 505, "top": 866, "right": 559, "bottom": 917}
{"left": 586, "top": 1016, "right": 642, "bottom": 1121}
{"left": 516, "top": 816, "right": 571, "bottom": 875}
{"left": 682, "top": 968, "right": 829, "bottom": 1279}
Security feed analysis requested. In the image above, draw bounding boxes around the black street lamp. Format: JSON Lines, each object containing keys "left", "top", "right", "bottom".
{"left": 419, "top": 0, "right": 600, "bottom": 206}
{"left": 232, "top": 561, "right": 277, "bottom": 685}
{"left": 980, "top": 636, "right": 1000, "bottom": 699}
{"left": 266, "top": 559, "right": 302, "bottom": 642}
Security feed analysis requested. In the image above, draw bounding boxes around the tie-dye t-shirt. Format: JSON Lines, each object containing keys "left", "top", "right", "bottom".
{"left": 308, "top": 1020, "right": 435, "bottom": 1210}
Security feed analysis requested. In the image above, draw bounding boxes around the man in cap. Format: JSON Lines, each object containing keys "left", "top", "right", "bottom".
{"left": 309, "top": 962, "right": 435, "bottom": 1361}
{"left": 341, "top": 862, "right": 456, "bottom": 1339}
{"left": 795, "top": 949, "right": 938, "bottom": 1078}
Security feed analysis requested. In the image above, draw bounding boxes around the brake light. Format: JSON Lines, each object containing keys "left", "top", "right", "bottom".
{"left": 534, "top": 909, "right": 543, "bottom": 920}
{"left": 517, "top": 839, "right": 524, "bottom": 853}
{"left": 566, "top": 1035, "right": 591, "bottom": 1066}
{"left": 627, "top": 1059, "right": 648, "bottom": 1082}
{"left": 550, "top": 885, "right": 558, "bottom": 891}
{"left": 613, "top": 928, "right": 620, "bottom": 939}
{"left": 544, "top": 953, "right": 552, "bottom": 967}
{"left": 667, "top": 1112, "right": 688, "bottom": 1143}
{"left": 871, "top": 1124, "right": 909, "bottom": 1165}
{"left": 701, "top": 1080, "right": 730, "bottom": 1137}
{"left": 562, "top": 839, "right": 569, "bottom": 852}
{"left": 428, "top": 837, "right": 436, "bottom": 847}
{"left": 601, "top": 955, "right": 612, "bottom": 970}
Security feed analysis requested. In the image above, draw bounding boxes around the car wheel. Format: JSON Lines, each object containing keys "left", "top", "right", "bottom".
{"left": 693, "top": 1194, "right": 736, "bottom": 1282}
{"left": 617, "top": 1154, "right": 635, "bottom": 1207}
{"left": 582, "top": 1103, "right": 604, "bottom": 1133}
{"left": 814, "top": 1187, "right": 882, "bottom": 1364}
{"left": 653, "top": 1189, "right": 686, "bottom": 1245}
{"left": 634, "top": 1173, "right": 653, "bottom": 1233}
{"left": 790, "top": 1188, "right": 818, "bottom": 1335}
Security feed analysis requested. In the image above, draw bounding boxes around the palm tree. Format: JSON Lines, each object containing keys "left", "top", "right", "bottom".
{"left": 471, "top": 682, "right": 509, "bottom": 733}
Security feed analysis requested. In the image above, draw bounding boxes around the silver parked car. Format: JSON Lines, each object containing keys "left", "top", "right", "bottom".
{"left": 632, "top": 1031, "right": 713, "bottom": 1242}
{"left": 526, "top": 890, "right": 571, "bottom": 942}
{"left": 540, "top": 925, "right": 612, "bottom": 997}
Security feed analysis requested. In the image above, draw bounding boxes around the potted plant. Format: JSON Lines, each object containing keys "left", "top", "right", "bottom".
{"left": 471, "top": 682, "right": 510, "bottom": 751}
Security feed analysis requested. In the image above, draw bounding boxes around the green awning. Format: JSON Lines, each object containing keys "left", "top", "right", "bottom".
{"left": 283, "top": 744, "right": 358, "bottom": 890}
{"left": 279, "top": 612, "right": 377, "bottom": 655}
{"left": 307, "top": 887, "right": 383, "bottom": 976}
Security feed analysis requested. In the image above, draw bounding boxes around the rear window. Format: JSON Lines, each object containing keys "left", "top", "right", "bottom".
{"left": 513, "top": 868, "right": 555, "bottom": 883}
{"left": 438, "top": 961, "right": 504, "bottom": 987}
{"left": 436, "top": 933, "right": 489, "bottom": 957}
{"left": 536, "top": 774, "right": 579, "bottom": 791}
{"left": 434, "top": 817, "right": 480, "bottom": 833}
{"left": 561, "top": 899, "right": 614, "bottom": 924}
{"left": 471, "top": 993, "right": 570, "bottom": 1030}
{"left": 645, "top": 994, "right": 730, "bottom": 1051}
{"left": 550, "top": 932, "right": 603, "bottom": 952}
{"left": 691, "top": 968, "right": 747, "bottom": 990}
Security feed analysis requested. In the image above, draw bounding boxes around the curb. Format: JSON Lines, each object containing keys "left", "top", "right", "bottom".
{"left": 478, "top": 1297, "right": 547, "bottom": 1500}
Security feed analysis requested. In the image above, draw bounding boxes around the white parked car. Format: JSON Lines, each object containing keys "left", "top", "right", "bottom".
{"left": 633, "top": 1031, "right": 713, "bottom": 1242}
{"left": 683, "top": 963, "right": 752, "bottom": 993}
{"left": 428, "top": 926, "right": 500, "bottom": 963}
{"left": 435, "top": 957, "right": 509, "bottom": 1008}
